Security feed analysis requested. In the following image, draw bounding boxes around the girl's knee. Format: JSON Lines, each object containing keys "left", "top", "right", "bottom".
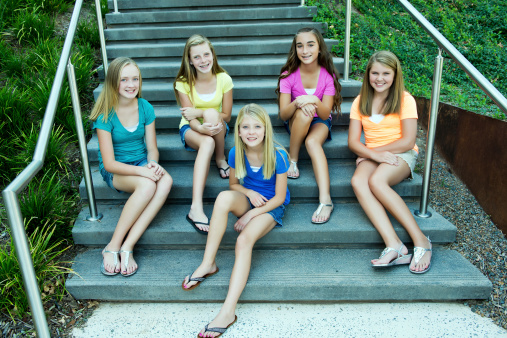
{"left": 351, "top": 173, "right": 368, "bottom": 193}
{"left": 215, "top": 191, "right": 236, "bottom": 209}
{"left": 202, "top": 108, "right": 220, "bottom": 123}
{"left": 236, "top": 233, "right": 255, "bottom": 252}
{"left": 136, "top": 178, "right": 157, "bottom": 197}
{"left": 368, "top": 173, "right": 388, "bottom": 193}
{"left": 304, "top": 135, "right": 322, "bottom": 150}
{"left": 157, "top": 173, "right": 173, "bottom": 195}
{"left": 293, "top": 109, "right": 313, "bottom": 125}
{"left": 199, "top": 135, "right": 215, "bottom": 152}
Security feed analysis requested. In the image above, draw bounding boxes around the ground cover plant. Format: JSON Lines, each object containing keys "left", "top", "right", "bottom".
{"left": 0, "top": 0, "right": 102, "bottom": 327}
{"left": 308, "top": 0, "right": 507, "bottom": 120}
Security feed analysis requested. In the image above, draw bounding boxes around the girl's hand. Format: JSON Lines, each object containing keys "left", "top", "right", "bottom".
{"left": 356, "top": 157, "right": 368, "bottom": 166}
{"left": 147, "top": 161, "right": 164, "bottom": 176}
{"left": 180, "top": 107, "right": 201, "bottom": 121}
{"left": 234, "top": 210, "right": 255, "bottom": 232}
{"left": 371, "top": 151, "right": 399, "bottom": 166}
{"left": 139, "top": 166, "right": 162, "bottom": 182}
{"left": 198, "top": 122, "right": 223, "bottom": 136}
{"left": 299, "top": 103, "right": 317, "bottom": 117}
{"left": 247, "top": 190, "right": 268, "bottom": 207}
{"left": 296, "top": 95, "right": 318, "bottom": 107}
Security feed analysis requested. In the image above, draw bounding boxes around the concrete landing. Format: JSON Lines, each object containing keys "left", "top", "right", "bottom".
{"left": 66, "top": 248, "right": 491, "bottom": 301}
{"left": 72, "top": 302, "right": 507, "bottom": 337}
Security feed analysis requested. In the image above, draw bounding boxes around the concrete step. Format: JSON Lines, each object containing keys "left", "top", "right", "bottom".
{"left": 66, "top": 247, "right": 491, "bottom": 301}
{"left": 79, "top": 161, "right": 422, "bottom": 203}
{"left": 98, "top": 57, "right": 352, "bottom": 80}
{"left": 106, "top": 7, "right": 316, "bottom": 27}
{"left": 104, "top": 22, "right": 327, "bottom": 41}
{"left": 93, "top": 78, "right": 362, "bottom": 102}
{"left": 108, "top": 0, "right": 305, "bottom": 12}
{"left": 106, "top": 38, "right": 340, "bottom": 59}
{"left": 73, "top": 202, "right": 456, "bottom": 247}
{"left": 86, "top": 128, "right": 356, "bottom": 164}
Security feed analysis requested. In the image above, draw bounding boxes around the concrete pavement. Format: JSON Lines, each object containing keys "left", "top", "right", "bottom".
{"left": 72, "top": 302, "right": 507, "bottom": 337}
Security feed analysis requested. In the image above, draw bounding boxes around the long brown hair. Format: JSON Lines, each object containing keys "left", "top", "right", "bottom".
{"left": 275, "top": 27, "right": 342, "bottom": 114}
{"left": 90, "top": 57, "right": 142, "bottom": 122}
{"left": 358, "top": 50, "right": 405, "bottom": 116}
{"left": 173, "top": 34, "right": 226, "bottom": 106}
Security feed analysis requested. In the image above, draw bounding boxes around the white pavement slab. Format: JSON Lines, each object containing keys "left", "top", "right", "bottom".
{"left": 72, "top": 302, "right": 507, "bottom": 337}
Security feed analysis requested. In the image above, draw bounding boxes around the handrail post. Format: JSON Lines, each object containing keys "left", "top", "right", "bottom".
{"left": 342, "top": 0, "right": 351, "bottom": 81}
{"left": 300, "top": 0, "right": 305, "bottom": 6}
{"left": 2, "top": 191, "right": 51, "bottom": 338}
{"left": 415, "top": 49, "right": 444, "bottom": 218}
{"left": 113, "top": 0, "right": 119, "bottom": 13}
{"left": 67, "top": 61, "right": 103, "bottom": 222}
{"left": 95, "top": 0, "right": 109, "bottom": 74}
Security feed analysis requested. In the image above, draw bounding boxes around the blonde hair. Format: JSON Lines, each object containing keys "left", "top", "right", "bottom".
{"left": 359, "top": 51, "right": 405, "bottom": 116}
{"left": 173, "top": 34, "right": 226, "bottom": 106}
{"left": 90, "top": 57, "right": 142, "bottom": 122}
{"left": 234, "top": 104, "right": 288, "bottom": 180}
{"left": 276, "top": 27, "right": 342, "bottom": 114}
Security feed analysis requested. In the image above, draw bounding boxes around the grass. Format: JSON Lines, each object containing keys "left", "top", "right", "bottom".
{"left": 308, "top": 0, "right": 507, "bottom": 120}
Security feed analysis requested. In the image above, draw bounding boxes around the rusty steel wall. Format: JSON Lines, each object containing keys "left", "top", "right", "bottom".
{"left": 415, "top": 97, "right": 507, "bottom": 234}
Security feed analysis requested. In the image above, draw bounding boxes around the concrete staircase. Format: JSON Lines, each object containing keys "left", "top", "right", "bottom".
{"left": 67, "top": 0, "right": 491, "bottom": 301}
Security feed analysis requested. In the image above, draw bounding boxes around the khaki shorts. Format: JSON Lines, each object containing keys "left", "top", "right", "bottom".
{"left": 396, "top": 149, "right": 418, "bottom": 180}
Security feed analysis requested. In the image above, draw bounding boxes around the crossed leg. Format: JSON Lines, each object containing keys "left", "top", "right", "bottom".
{"left": 351, "top": 159, "right": 431, "bottom": 271}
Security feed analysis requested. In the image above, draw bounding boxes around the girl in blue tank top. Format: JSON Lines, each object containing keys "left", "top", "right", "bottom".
{"left": 90, "top": 57, "right": 173, "bottom": 277}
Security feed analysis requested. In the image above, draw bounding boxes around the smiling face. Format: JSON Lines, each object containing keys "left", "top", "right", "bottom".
{"left": 238, "top": 114, "right": 265, "bottom": 149}
{"left": 118, "top": 64, "right": 140, "bottom": 100}
{"left": 296, "top": 32, "right": 320, "bottom": 65}
{"left": 369, "top": 61, "right": 395, "bottom": 96}
{"left": 189, "top": 42, "right": 213, "bottom": 74}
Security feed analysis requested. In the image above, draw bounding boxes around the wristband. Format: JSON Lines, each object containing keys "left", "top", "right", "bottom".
{"left": 150, "top": 160, "right": 158, "bottom": 164}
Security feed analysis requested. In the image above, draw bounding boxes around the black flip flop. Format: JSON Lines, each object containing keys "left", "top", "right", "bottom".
{"left": 186, "top": 214, "right": 209, "bottom": 235}
{"left": 218, "top": 166, "right": 230, "bottom": 179}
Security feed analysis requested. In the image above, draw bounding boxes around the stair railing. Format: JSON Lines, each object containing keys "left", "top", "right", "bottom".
{"left": 1, "top": 0, "right": 105, "bottom": 336}
{"left": 342, "top": 0, "right": 507, "bottom": 218}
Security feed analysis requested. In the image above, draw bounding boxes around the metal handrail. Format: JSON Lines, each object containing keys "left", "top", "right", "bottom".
{"left": 342, "top": 0, "right": 507, "bottom": 217}
{"left": 1, "top": 0, "right": 107, "bottom": 335}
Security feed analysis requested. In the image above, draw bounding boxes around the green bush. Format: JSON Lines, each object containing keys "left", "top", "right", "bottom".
{"left": 0, "top": 220, "right": 73, "bottom": 319}
{"left": 307, "top": 0, "right": 507, "bottom": 119}
{"left": 11, "top": 6, "right": 56, "bottom": 43}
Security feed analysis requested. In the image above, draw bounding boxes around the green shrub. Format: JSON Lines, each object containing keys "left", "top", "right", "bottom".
{"left": 12, "top": 6, "right": 56, "bottom": 43}
{"left": 0, "top": 220, "right": 73, "bottom": 319}
{"left": 307, "top": 0, "right": 507, "bottom": 120}
{"left": 76, "top": 17, "right": 100, "bottom": 48}
{"left": 19, "top": 171, "right": 78, "bottom": 241}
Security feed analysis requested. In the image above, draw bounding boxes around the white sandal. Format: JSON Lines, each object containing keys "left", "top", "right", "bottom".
{"left": 101, "top": 247, "right": 119, "bottom": 276}
{"left": 372, "top": 244, "right": 412, "bottom": 268}
{"left": 288, "top": 160, "right": 299, "bottom": 179}
{"left": 311, "top": 203, "right": 334, "bottom": 224}
{"left": 120, "top": 249, "right": 138, "bottom": 277}
{"left": 409, "top": 237, "right": 432, "bottom": 274}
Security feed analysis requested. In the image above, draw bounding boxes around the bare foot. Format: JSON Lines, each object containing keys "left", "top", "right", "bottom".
{"left": 371, "top": 244, "right": 408, "bottom": 266}
{"left": 120, "top": 249, "right": 138, "bottom": 276}
{"left": 102, "top": 245, "right": 120, "bottom": 274}
{"left": 198, "top": 311, "right": 237, "bottom": 338}
{"left": 312, "top": 203, "right": 333, "bottom": 223}
{"left": 182, "top": 264, "right": 218, "bottom": 290}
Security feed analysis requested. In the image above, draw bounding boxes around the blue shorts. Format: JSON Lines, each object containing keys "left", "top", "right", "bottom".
{"left": 284, "top": 116, "right": 332, "bottom": 141}
{"left": 246, "top": 198, "right": 286, "bottom": 227}
{"left": 179, "top": 123, "right": 230, "bottom": 152}
{"left": 99, "top": 158, "right": 148, "bottom": 193}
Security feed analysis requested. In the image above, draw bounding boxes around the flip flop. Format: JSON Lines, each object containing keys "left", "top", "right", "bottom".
{"left": 120, "top": 249, "right": 137, "bottom": 277}
{"left": 182, "top": 267, "right": 220, "bottom": 291}
{"left": 311, "top": 203, "right": 334, "bottom": 224}
{"left": 218, "top": 166, "right": 230, "bottom": 179}
{"left": 198, "top": 315, "right": 237, "bottom": 338}
{"left": 186, "top": 214, "right": 209, "bottom": 235}
{"left": 100, "top": 247, "right": 119, "bottom": 276}
{"left": 287, "top": 160, "right": 299, "bottom": 179}
{"left": 409, "top": 237, "right": 432, "bottom": 274}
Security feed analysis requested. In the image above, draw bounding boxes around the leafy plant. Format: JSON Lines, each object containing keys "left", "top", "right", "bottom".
{"left": 0, "top": 219, "right": 74, "bottom": 319}
{"left": 11, "top": 6, "right": 56, "bottom": 43}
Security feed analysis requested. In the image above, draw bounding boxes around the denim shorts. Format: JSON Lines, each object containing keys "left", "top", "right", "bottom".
{"left": 396, "top": 149, "right": 418, "bottom": 180}
{"left": 283, "top": 116, "right": 332, "bottom": 141}
{"left": 179, "top": 123, "right": 230, "bottom": 152}
{"left": 246, "top": 198, "right": 286, "bottom": 227}
{"left": 99, "top": 158, "right": 148, "bottom": 193}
